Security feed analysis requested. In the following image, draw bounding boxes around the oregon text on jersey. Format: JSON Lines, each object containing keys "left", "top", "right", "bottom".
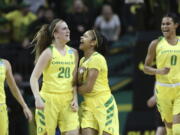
{"left": 51, "top": 61, "right": 74, "bottom": 65}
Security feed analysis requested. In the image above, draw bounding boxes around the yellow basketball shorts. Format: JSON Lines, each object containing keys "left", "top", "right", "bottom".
{"left": 0, "top": 104, "right": 8, "bottom": 135}
{"left": 36, "top": 92, "right": 79, "bottom": 135}
{"left": 155, "top": 82, "right": 180, "bottom": 123}
{"left": 80, "top": 94, "right": 119, "bottom": 135}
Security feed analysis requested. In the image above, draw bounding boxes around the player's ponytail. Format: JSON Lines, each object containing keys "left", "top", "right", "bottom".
{"left": 31, "top": 18, "right": 62, "bottom": 63}
{"left": 91, "top": 29, "right": 108, "bottom": 56}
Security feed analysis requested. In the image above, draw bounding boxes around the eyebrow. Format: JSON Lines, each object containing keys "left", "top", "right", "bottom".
{"left": 84, "top": 34, "right": 88, "bottom": 37}
{"left": 62, "top": 26, "right": 68, "bottom": 29}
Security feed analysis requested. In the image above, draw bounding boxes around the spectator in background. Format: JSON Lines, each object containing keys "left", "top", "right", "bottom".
{"left": 145, "top": 0, "right": 169, "bottom": 30}
{"left": 94, "top": 4, "right": 121, "bottom": 43}
{"left": 25, "top": 7, "right": 55, "bottom": 47}
{"left": 23, "top": 0, "right": 46, "bottom": 13}
{"left": 26, "top": 6, "right": 47, "bottom": 39}
{"left": 0, "top": 17, "right": 11, "bottom": 45}
{"left": 46, "top": 0, "right": 68, "bottom": 19}
{"left": 4, "top": 2, "right": 37, "bottom": 45}
{"left": 0, "top": 0, "right": 19, "bottom": 12}
{"left": 67, "top": 0, "right": 93, "bottom": 52}
{"left": 121, "top": 0, "right": 145, "bottom": 32}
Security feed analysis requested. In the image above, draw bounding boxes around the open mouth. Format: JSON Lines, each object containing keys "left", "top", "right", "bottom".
{"left": 162, "top": 30, "right": 169, "bottom": 33}
{"left": 80, "top": 39, "right": 84, "bottom": 44}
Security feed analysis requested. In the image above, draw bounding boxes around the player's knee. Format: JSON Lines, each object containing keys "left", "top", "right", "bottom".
{"left": 173, "top": 124, "right": 180, "bottom": 135}
{"left": 166, "top": 127, "right": 172, "bottom": 135}
{"left": 156, "top": 127, "right": 166, "bottom": 135}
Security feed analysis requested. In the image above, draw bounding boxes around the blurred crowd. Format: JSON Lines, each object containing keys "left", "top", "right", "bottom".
{"left": 1, "top": 0, "right": 180, "bottom": 48}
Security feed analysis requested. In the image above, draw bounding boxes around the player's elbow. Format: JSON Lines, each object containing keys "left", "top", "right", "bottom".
{"left": 86, "top": 88, "right": 93, "bottom": 93}
{"left": 143, "top": 65, "right": 149, "bottom": 74}
{"left": 30, "top": 74, "right": 37, "bottom": 86}
{"left": 86, "top": 84, "right": 93, "bottom": 93}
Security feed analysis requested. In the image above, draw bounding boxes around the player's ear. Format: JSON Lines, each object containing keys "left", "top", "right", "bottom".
{"left": 175, "top": 23, "right": 179, "bottom": 29}
{"left": 90, "top": 40, "right": 96, "bottom": 48}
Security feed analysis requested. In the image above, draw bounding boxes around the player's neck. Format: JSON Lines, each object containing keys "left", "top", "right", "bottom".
{"left": 53, "top": 40, "right": 66, "bottom": 50}
{"left": 165, "top": 35, "right": 178, "bottom": 45}
{"left": 84, "top": 50, "right": 95, "bottom": 59}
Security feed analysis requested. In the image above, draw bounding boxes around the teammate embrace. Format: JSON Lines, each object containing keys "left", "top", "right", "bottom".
{"left": 30, "top": 18, "right": 119, "bottom": 135}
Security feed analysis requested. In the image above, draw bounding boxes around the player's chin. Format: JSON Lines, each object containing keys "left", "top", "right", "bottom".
{"left": 72, "top": 108, "right": 78, "bottom": 112}
{"left": 66, "top": 38, "right": 70, "bottom": 42}
{"left": 163, "top": 32, "right": 170, "bottom": 38}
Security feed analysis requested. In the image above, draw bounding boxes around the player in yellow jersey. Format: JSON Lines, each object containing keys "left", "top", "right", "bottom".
{"left": 0, "top": 58, "right": 32, "bottom": 135}
{"left": 78, "top": 29, "right": 119, "bottom": 135}
{"left": 144, "top": 13, "right": 180, "bottom": 135}
{"left": 30, "top": 18, "right": 79, "bottom": 135}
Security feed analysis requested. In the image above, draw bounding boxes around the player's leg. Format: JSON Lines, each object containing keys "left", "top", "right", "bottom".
{"left": 59, "top": 93, "right": 79, "bottom": 135}
{"left": 81, "top": 128, "right": 98, "bottom": 135}
{"left": 103, "top": 95, "right": 119, "bottom": 135}
{"left": 156, "top": 127, "right": 166, "bottom": 135}
{"left": 164, "top": 121, "right": 172, "bottom": 135}
{"left": 36, "top": 93, "right": 58, "bottom": 135}
{"left": 155, "top": 108, "right": 166, "bottom": 135}
{"left": 103, "top": 131, "right": 111, "bottom": 135}
{"left": 155, "top": 85, "right": 173, "bottom": 135}
{"left": 0, "top": 104, "right": 8, "bottom": 135}
{"left": 79, "top": 100, "right": 98, "bottom": 135}
{"left": 172, "top": 114, "right": 180, "bottom": 135}
{"left": 62, "top": 129, "right": 79, "bottom": 135}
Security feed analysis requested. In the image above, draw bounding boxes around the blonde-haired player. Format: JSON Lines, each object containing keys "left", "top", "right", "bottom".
{"left": 30, "top": 18, "right": 79, "bottom": 135}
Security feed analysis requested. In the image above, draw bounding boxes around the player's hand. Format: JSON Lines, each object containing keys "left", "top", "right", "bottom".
{"left": 156, "top": 67, "right": 170, "bottom": 75}
{"left": 35, "top": 97, "right": 45, "bottom": 110}
{"left": 147, "top": 95, "right": 156, "bottom": 108}
{"left": 71, "top": 99, "right": 78, "bottom": 112}
{"left": 23, "top": 106, "right": 33, "bottom": 122}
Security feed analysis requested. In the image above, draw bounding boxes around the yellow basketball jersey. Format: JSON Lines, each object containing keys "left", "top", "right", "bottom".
{"left": 41, "top": 45, "right": 76, "bottom": 93}
{"left": 79, "top": 52, "right": 110, "bottom": 97}
{"left": 156, "top": 37, "right": 180, "bottom": 83}
{"left": 0, "top": 59, "right": 6, "bottom": 103}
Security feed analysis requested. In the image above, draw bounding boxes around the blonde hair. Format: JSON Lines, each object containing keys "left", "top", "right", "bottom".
{"left": 31, "top": 19, "right": 64, "bottom": 63}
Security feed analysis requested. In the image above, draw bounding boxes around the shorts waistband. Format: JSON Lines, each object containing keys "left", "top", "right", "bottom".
{"left": 156, "top": 81, "right": 180, "bottom": 87}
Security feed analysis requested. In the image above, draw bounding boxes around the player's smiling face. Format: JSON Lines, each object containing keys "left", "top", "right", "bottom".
{"left": 79, "top": 31, "right": 93, "bottom": 51}
{"left": 54, "top": 21, "right": 70, "bottom": 43}
{"left": 161, "top": 17, "right": 178, "bottom": 38}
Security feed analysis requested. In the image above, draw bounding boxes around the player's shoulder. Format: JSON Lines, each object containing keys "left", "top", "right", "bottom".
{"left": 42, "top": 46, "right": 53, "bottom": 56}
{"left": 151, "top": 37, "right": 162, "bottom": 45}
{"left": 1, "top": 58, "right": 9, "bottom": 65}
{"left": 0, "top": 59, "right": 11, "bottom": 70}
{"left": 67, "top": 46, "right": 78, "bottom": 55}
{"left": 91, "top": 52, "right": 105, "bottom": 61}
{"left": 149, "top": 37, "right": 163, "bottom": 49}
